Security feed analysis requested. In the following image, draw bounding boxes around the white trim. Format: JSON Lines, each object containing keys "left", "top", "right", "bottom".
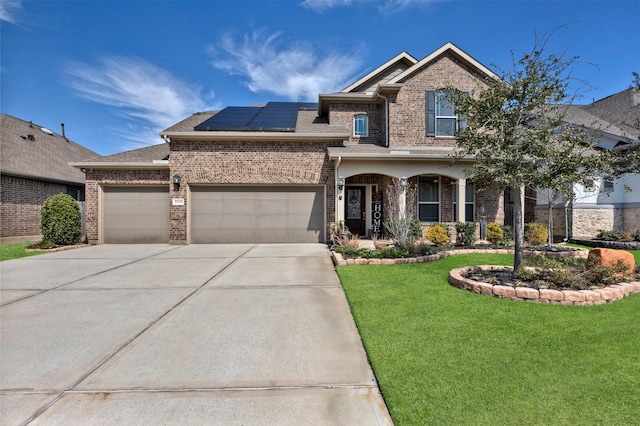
{"left": 389, "top": 42, "right": 500, "bottom": 84}
{"left": 341, "top": 51, "right": 418, "bottom": 93}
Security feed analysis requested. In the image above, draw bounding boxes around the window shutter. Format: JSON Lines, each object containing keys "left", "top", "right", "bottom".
{"left": 426, "top": 90, "right": 435, "bottom": 136}
{"left": 458, "top": 91, "right": 469, "bottom": 130}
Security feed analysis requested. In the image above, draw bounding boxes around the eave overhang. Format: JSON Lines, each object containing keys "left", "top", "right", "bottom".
{"left": 0, "top": 170, "right": 85, "bottom": 186}
{"left": 69, "top": 161, "right": 170, "bottom": 171}
{"left": 318, "top": 84, "right": 402, "bottom": 116}
{"left": 161, "top": 131, "right": 349, "bottom": 142}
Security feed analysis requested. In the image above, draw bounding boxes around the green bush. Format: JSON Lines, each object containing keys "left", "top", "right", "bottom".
{"left": 524, "top": 222, "right": 548, "bottom": 246}
{"left": 409, "top": 219, "right": 424, "bottom": 240}
{"left": 501, "top": 224, "right": 512, "bottom": 246}
{"left": 486, "top": 222, "right": 504, "bottom": 245}
{"left": 40, "top": 193, "right": 81, "bottom": 246}
{"left": 426, "top": 224, "right": 450, "bottom": 247}
{"left": 635, "top": 230, "right": 640, "bottom": 242}
{"left": 455, "top": 222, "right": 477, "bottom": 246}
{"left": 596, "top": 229, "right": 633, "bottom": 242}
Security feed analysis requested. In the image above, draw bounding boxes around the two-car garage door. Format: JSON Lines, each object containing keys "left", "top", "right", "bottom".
{"left": 102, "top": 185, "right": 324, "bottom": 243}
{"left": 191, "top": 186, "right": 324, "bottom": 243}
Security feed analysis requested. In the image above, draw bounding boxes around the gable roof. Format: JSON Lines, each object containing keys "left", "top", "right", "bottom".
{"left": 0, "top": 113, "right": 98, "bottom": 185}
{"left": 389, "top": 42, "right": 499, "bottom": 84}
{"left": 341, "top": 51, "right": 418, "bottom": 93}
{"left": 70, "top": 143, "right": 171, "bottom": 170}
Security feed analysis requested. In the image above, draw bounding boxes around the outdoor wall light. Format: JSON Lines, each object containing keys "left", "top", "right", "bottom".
{"left": 400, "top": 176, "right": 408, "bottom": 188}
{"left": 337, "top": 176, "right": 344, "bottom": 191}
{"left": 172, "top": 174, "right": 181, "bottom": 190}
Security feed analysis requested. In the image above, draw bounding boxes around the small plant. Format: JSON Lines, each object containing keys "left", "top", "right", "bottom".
{"left": 501, "top": 224, "right": 512, "bottom": 246}
{"left": 455, "top": 222, "right": 477, "bottom": 246}
{"left": 426, "top": 223, "right": 450, "bottom": 247}
{"left": 634, "top": 229, "right": 640, "bottom": 242}
{"left": 409, "top": 219, "right": 424, "bottom": 240}
{"left": 371, "top": 235, "right": 387, "bottom": 250}
{"left": 27, "top": 240, "right": 56, "bottom": 250}
{"left": 486, "top": 222, "right": 504, "bottom": 246}
{"left": 595, "top": 229, "right": 633, "bottom": 242}
{"left": 330, "top": 221, "right": 350, "bottom": 241}
{"left": 335, "top": 233, "right": 360, "bottom": 249}
{"left": 40, "top": 193, "right": 82, "bottom": 246}
{"left": 524, "top": 222, "right": 548, "bottom": 246}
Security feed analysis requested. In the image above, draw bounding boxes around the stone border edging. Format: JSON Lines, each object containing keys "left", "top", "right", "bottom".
{"left": 448, "top": 265, "right": 640, "bottom": 305}
{"left": 331, "top": 248, "right": 588, "bottom": 266}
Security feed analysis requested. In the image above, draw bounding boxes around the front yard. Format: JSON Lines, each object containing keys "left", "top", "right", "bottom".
{"left": 337, "top": 253, "right": 640, "bottom": 425}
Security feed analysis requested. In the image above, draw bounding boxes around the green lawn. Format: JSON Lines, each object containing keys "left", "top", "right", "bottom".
{"left": 337, "top": 254, "right": 640, "bottom": 425}
{"left": 0, "top": 242, "right": 45, "bottom": 261}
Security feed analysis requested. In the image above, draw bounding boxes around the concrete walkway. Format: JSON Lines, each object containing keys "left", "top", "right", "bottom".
{"left": 0, "top": 244, "right": 392, "bottom": 425}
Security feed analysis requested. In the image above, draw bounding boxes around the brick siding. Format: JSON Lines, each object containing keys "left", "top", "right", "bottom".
{"left": 388, "top": 52, "right": 489, "bottom": 147}
{"left": 329, "top": 103, "right": 385, "bottom": 145}
{"left": 0, "top": 175, "right": 67, "bottom": 238}
{"left": 168, "top": 140, "right": 336, "bottom": 243}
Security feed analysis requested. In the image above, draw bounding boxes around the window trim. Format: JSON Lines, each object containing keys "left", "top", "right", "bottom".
{"left": 418, "top": 175, "right": 440, "bottom": 222}
{"left": 353, "top": 114, "right": 368, "bottom": 137}
{"left": 426, "top": 89, "right": 467, "bottom": 137}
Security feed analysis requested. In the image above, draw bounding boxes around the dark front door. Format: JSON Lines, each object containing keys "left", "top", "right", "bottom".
{"left": 345, "top": 186, "right": 366, "bottom": 236}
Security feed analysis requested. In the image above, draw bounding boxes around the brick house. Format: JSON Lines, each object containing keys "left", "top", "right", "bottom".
{"left": 0, "top": 114, "right": 98, "bottom": 242}
{"left": 73, "top": 42, "right": 518, "bottom": 245}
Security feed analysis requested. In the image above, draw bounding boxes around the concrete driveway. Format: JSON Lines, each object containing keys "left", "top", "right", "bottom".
{"left": 0, "top": 244, "right": 392, "bottom": 425}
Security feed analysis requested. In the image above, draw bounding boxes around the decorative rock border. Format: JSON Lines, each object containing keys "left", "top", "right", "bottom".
{"left": 331, "top": 248, "right": 588, "bottom": 266}
{"left": 448, "top": 265, "right": 640, "bottom": 305}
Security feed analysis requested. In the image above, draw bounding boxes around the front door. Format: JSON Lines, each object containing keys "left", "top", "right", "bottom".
{"left": 345, "top": 186, "right": 366, "bottom": 236}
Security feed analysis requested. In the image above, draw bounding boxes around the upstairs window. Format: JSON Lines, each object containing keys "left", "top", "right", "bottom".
{"left": 426, "top": 89, "right": 466, "bottom": 137}
{"left": 353, "top": 114, "right": 368, "bottom": 137}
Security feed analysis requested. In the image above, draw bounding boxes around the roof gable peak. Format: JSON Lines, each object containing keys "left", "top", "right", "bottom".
{"left": 341, "top": 51, "right": 418, "bottom": 93}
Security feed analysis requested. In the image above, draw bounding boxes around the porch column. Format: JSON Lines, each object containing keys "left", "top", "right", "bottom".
{"left": 457, "top": 178, "right": 466, "bottom": 223}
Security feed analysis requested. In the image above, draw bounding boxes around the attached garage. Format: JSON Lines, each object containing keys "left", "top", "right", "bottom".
{"left": 102, "top": 186, "right": 170, "bottom": 243}
{"left": 190, "top": 186, "right": 325, "bottom": 243}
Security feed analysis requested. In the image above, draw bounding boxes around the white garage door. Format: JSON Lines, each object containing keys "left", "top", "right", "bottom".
{"left": 103, "top": 187, "right": 169, "bottom": 243}
{"left": 191, "top": 186, "right": 324, "bottom": 243}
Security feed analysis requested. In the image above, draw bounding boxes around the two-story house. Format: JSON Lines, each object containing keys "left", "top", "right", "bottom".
{"left": 74, "top": 42, "right": 510, "bottom": 244}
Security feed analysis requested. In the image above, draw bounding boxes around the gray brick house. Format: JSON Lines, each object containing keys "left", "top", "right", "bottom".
{"left": 1, "top": 114, "right": 98, "bottom": 242}
{"left": 73, "top": 42, "right": 515, "bottom": 244}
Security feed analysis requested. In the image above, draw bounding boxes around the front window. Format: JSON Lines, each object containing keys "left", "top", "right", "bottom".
{"left": 426, "top": 89, "right": 466, "bottom": 137}
{"left": 453, "top": 181, "right": 475, "bottom": 222}
{"left": 353, "top": 114, "right": 368, "bottom": 137}
{"left": 418, "top": 176, "right": 440, "bottom": 222}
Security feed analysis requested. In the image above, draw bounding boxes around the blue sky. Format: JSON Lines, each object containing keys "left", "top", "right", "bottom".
{"left": 2, "top": 0, "right": 639, "bottom": 156}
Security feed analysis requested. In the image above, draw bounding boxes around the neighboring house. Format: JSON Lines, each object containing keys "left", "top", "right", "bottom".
{"left": 72, "top": 43, "right": 533, "bottom": 244}
{"left": 0, "top": 114, "right": 98, "bottom": 242}
{"left": 534, "top": 88, "right": 640, "bottom": 239}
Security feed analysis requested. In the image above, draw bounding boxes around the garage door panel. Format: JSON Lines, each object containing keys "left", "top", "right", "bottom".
{"left": 191, "top": 186, "right": 324, "bottom": 243}
{"left": 103, "top": 187, "right": 169, "bottom": 244}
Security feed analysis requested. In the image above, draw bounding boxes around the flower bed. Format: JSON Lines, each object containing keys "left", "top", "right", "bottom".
{"left": 448, "top": 265, "right": 640, "bottom": 305}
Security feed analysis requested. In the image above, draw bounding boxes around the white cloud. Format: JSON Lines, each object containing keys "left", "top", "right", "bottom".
{"left": 300, "top": 0, "right": 435, "bottom": 12}
{"left": 65, "top": 56, "right": 216, "bottom": 147}
{"left": 0, "top": 0, "right": 21, "bottom": 23}
{"left": 209, "top": 30, "right": 363, "bottom": 101}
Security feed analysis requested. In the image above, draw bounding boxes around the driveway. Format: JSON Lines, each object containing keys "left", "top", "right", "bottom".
{"left": 0, "top": 244, "right": 392, "bottom": 425}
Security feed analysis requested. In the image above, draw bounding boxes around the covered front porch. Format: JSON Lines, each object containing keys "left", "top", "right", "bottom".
{"left": 330, "top": 148, "right": 505, "bottom": 238}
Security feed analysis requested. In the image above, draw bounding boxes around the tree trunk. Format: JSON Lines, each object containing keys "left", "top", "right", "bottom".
{"left": 513, "top": 186, "right": 525, "bottom": 271}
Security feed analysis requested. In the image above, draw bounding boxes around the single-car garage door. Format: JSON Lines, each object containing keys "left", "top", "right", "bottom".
{"left": 191, "top": 186, "right": 324, "bottom": 243}
{"left": 103, "top": 186, "right": 169, "bottom": 243}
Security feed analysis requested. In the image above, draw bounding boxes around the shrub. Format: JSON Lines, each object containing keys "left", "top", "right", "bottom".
{"left": 335, "top": 233, "right": 359, "bottom": 249}
{"left": 501, "top": 225, "right": 512, "bottom": 246}
{"left": 426, "top": 223, "right": 450, "bottom": 247}
{"left": 455, "top": 222, "right": 477, "bottom": 246}
{"left": 40, "top": 193, "right": 81, "bottom": 246}
{"left": 524, "top": 222, "right": 548, "bottom": 246}
{"left": 486, "top": 222, "right": 504, "bottom": 246}
{"left": 384, "top": 218, "right": 421, "bottom": 246}
{"left": 635, "top": 230, "right": 640, "bottom": 242}
{"left": 596, "top": 229, "right": 632, "bottom": 242}
{"left": 409, "top": 219, "right": 424, "bottom": 240}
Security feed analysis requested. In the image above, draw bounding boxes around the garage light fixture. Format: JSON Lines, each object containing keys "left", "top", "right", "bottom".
{"left": 173, "top": 174, "right": 181, "bottom": 190}
{"left": 400, "top": 177, "right": 408, "bottom": 188}
{"left": 337, "top": 176, "right": 344, "bottom": 191}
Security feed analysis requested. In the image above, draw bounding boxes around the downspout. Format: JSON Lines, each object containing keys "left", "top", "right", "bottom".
{"left": 375, "top": 93, "right": 389, "bottom": 147}
{"left": 335, "top": 156, "right": 342, "bottom": 222}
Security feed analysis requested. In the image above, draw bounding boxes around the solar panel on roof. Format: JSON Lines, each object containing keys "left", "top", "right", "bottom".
{"left": 194, "top": 106, "right": 261, "bottom": 131}
{"left": 194, "top": 102, "right": 319, "bottom": 132}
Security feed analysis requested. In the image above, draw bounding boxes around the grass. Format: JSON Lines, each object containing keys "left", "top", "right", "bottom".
{"left": 337, "top": 253, "right": 640, "bottom": 425}
{"left": 0, "top": 242, "right": 45, "bottom": 261}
